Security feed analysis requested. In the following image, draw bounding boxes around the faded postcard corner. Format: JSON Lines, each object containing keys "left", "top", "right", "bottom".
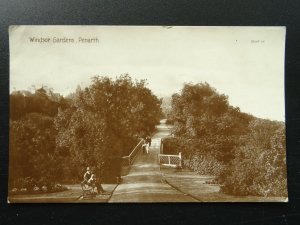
{"left": 9, "top": 25, "right": 21, "bottom": 34}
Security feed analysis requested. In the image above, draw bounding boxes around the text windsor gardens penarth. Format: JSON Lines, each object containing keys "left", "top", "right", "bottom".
{"left": 28, "top": 36, "right": 100, "bottom": 44}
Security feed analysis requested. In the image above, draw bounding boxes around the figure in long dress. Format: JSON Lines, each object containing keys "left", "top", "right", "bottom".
{"left": 146, "top": 142, "right": 149, "bottom": 154}
{"left": 142, "top": 140, "right": 149, "bottom": 154}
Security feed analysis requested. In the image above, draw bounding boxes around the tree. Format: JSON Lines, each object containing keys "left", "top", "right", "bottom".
{"left": 9, "top": 88, "right": 70, "bottom": 187}
{"left": 167, "top": 82, "right": 287, "bottom": 197}
{"left": 55, "top": 74, "right": 162, "bottom": 181}
{"left": 9, "top": 113, "right": 59, "bottom": 186}
{"left": 168, "top": 83, "right": 252, "bottom": 167}
{"left": 10, "top": 87, "right": 68, "bottom": 120}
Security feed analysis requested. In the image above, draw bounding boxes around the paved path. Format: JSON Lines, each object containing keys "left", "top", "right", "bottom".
{"left": 109, "top": 120, "right": 197, "bottom": 202}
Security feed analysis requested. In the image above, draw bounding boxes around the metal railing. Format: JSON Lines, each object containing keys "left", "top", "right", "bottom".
{"left": 121, "top": 138, "right": 144, "bottom": 166}
{"left": 158, "top": 152, "right": 182, "bottom": 168}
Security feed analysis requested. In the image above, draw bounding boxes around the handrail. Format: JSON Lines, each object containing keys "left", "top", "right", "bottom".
{"left": 122, "top": 138, "right": 143, "bottom": 165}
{"left": 128, "top": 138, "right": 143, "bottom": 158}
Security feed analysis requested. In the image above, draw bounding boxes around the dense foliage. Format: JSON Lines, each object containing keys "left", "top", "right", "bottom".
{"left": 219, "top": 119, "right": 287, "bottom": 196}
{"left": 9, "top": 75, "right": 162, "bottom": 191}
{"left": 10, "top": 87, "right": 69, "bottom": 191}
{"left": 166, "top": 82, "right": 287, "bottom": 197}
{"left": 55, "top": 75, "right": 162, "bottom": 181}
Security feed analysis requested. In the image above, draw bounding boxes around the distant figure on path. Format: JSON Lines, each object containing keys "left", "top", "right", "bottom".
{"left": 142, "top": 138, "right": 149, "bottom": 154}
{"left": 145, "top": 135, "right": 152, "bottom": 146}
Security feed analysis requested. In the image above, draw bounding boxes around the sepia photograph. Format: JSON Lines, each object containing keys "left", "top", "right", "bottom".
{"left": 8, "top": 26, "right": 287, "bottom": 203}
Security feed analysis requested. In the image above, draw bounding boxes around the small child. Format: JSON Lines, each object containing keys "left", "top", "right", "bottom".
{"left": 87, "top": 174, "right": 96, "bottom": 186}
{"left": 88, "top": 174, "right": 104, "bottom": 194}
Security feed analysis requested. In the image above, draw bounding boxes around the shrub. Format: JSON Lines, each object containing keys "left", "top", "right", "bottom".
{"left": 219, "top": 119, "right": 287, "bottom": 197}
{"left": 41, "top": 186, "right": 48, "bottom": 192}
{"left": 186, "top": 154, "right": 224, "bottom": 176}
{"left": 20, "top": 188, "right": 27, "bottom": 193}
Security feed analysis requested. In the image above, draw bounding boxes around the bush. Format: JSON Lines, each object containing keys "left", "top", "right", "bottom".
{"left": 161, "top": 137, "right": 181, "bottom": 154}
{"left": 41, "top": 186, "right": 48, "bottom": 192}
{"left": 219, "top": 119, "right": 287, "bottom": 197}
{"left": 186, "top": 155, "right": 224, "bottom": 176}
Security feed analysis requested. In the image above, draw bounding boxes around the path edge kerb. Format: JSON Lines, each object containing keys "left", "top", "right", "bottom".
{"left": 160, "top": 171, "right": 200, "bottom": 202}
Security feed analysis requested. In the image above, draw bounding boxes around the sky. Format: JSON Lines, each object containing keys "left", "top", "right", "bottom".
{"left": 9, "top": 26, "right": 286, "bottom": 121}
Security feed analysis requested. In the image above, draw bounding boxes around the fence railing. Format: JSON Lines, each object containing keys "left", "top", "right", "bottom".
{"left": 158, "top": 152, "right": 182, "bottom": 168}
{"left": 121, "top": 138, "right": 143, "bottom": 166}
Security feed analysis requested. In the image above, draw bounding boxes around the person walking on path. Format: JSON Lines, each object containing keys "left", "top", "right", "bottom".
{"left": 142, "top": 143, "right": 149, "bottom": 154}
{"left": 142, "top": 138, "right": 149, "bottom": 154}
{"left": 146, "top": 135, "right": 152, "bottom": 147}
